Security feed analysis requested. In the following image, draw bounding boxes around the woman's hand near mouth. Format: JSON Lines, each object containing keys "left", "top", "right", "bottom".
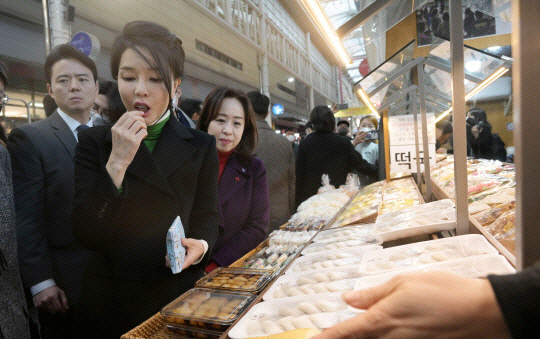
{"left": 106, "top": 111, "right": 148, "bottom": 188}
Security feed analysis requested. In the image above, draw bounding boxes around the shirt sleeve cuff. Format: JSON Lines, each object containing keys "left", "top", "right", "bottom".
{"left": 30, "top": 279, "right": 56, "bottom": 296}
{"left": 192, "top": 239, "right": 209, "bottom": 265}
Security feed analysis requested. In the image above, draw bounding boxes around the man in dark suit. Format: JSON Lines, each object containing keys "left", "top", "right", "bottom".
{"left": 7, "top": 44, "right": 98, "bottom": 339}
{"left": 248, "top": 91, "right": 295, "bottom": 233}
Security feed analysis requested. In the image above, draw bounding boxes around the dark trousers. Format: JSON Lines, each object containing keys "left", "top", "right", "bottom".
{"left": 37, "top": 306, "right": 77, "bottom": 339}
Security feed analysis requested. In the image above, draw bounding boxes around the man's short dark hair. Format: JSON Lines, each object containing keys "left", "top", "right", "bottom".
{"left": 179, "top": 99, "right": 203, "bottom": 119}
{"left": 285, "top": 127, "right": 295, "bottom": 133}
{"left": 309, "top": 105, "right": 335, "bottom": 133}
{"left": 44, "top": 44, "right": 98, "bottom": 84}
{"left": 43, "top": 94, "right": 58, "bottom": 117}
{"left": 0, "top": 60, "right": 9, "bottom": 87}
{"left": 305, "top": 122, "right": 313, "bottom": 130}
{"left": 337, "top": 120, "right": 350, "bottom": 128}
{"left": 246, "top": 91, "right": 270, "bottom": 118}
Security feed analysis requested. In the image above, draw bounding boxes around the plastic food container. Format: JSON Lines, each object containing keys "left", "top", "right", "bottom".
{"left": 161, "top": 288, "right": 256, "bottom": 332}
{"left": 312, "top": 224, "right": 374, "bottom": 243}
{"left": 264, "top": 265, "right": 364, "bottom": 301}
{"left": 375, "top": 199, "right": 455, "bottom": 224}
{"left": 228, "top": 293, "right": 359, "bottom": 338}
{"left": 166, "top": 324, "right": 222, "bottom": 339}
{"left": 195, "top": 268, "right": 273, "bottom": 293}
{"left": 350, "top": 254, "right": 515, "bottom": 312}
{"left": 301, "top": 235, "right": 383, "bottom": 255}
{"left": 360, "top": 234, "right": 498, "bottom": 274}
{"left": 370, "top": 209, "right": 457, "bottom": 242}
{"left": 286, "top": 245, "right": 381, "bottom": 274}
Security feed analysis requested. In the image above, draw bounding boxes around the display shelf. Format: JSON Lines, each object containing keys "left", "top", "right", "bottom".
{"left": 431, "top": 179, "right": 516, "bottom": 267}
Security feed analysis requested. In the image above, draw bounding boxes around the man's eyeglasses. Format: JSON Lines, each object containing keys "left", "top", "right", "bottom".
{"left": 0, "top": 94, "right": 8, "bottom": 107}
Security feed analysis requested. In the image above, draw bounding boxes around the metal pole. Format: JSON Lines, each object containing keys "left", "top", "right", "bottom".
{"left": 449, "top": 0, "right": 469, "bottom": 236}
{"left": 417, "top": 64, "right": 432, "bottom": 201}
{"left": 412, "top": 91, "right": 421, "bottom": 187}
{"left": 259, "top": 3, "right": 271, "bottom": 127}
{"left": 42, "top": 0, "right": 51, "bottom": 56}
{"left": 513, "top": 0, "right": 540, "bottom": 270}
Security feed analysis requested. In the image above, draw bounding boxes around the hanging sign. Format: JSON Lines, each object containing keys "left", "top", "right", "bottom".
{"left": 272, "top": 103, "right": 284, "bottom": 115}
{"left": 70, "top": 31, "right": 101, "bottom": 60}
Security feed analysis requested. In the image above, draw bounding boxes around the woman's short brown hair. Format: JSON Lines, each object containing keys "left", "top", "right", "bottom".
{"left": 198, "top": 87, "right": 258, "bottom": 161}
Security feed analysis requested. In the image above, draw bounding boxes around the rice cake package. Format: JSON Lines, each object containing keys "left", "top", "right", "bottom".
{"left": 167, "top": 216, "right": 186, "bottom": 274}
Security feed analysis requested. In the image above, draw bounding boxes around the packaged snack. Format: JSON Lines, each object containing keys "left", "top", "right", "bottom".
{"left": 476, "top": 201, "right": 515, "bottom": 226}
{"left": 166, "top": 216, "right": 186, "bottom": 274}
{"left": 317, "top": 174, "right": 335, "bottom": 194}
{"left": 485, "top": 209, "right": 516, "bottom": 240}
{"left": 196, "top": 268, "right": 272, "bottom": 293}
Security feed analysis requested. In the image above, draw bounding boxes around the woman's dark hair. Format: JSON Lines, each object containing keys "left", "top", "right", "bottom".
{"left": 110, "top": 21, "right": 185, "bottom": 113}
{"left": 468, "top": 108, "right": 488, "bottom": 123}
{"left": 436, "top": 119, "right": 453, "bottom": 136}
{"left": 309, "top": 105, "right": 335, "bottom": 133}
{"left": 98, "top": 80, "right": 126, "bottom": 122}
{"left": 44, "top": 44, "right": 97, "bottom": 84}
{"left": 0, "top": 60, "right": 8, "bottom": 86}
{"left": 198, "top": 87, "right": 258, "bottom": 161}
{"left": 179, "top": 99, "right": 203, "bottom": 119}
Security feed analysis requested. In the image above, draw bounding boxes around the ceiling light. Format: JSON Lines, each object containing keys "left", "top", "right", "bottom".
{"left": 357, "top": 87, "right": 380, "bottom": 119}
{"left": 287, "top": 77, "right": 294, "bottom": 82}
{"left": 465, "top": 60, "right": 481, "bottom": 73}
{"left": 298, "top": 0, "right": 352, "bottom": 65}
{"left": 435, "top": 66, "right": 510, "bottom": 122}
{"left": 488, "top": 46, "right": 501, "bottom": 52}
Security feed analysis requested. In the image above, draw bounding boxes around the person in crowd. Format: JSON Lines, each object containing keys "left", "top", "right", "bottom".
{"left": 313, "top": 263, "right": 540, "bottom": 339}
{"left": 439, "top": 12, "right": 450, "bottom": 39}
{"left": 430, "top": 8, "right": 441, "bottom": 34}
{"left": 417, "top": 21, "right": 432, "bottom": 45}
{"left": 352, "top": 115, "right": 379, "bottom": 165}
{"left": 0, "top": 59, "right": 31, "bottom": 339}
{"left": 337, "top": 120, "right": 351, "bottom": 139}
{"left": 295, "top": 106, "right": 378, "bottom": 208}
{"left": 198, "top": 87, "right": 270, "bottom": 270}
{"left": 91, "top": 80, "right": 125, "bottom": 126}
{"left": 179, "top": 98, "right": 203, "bottom": 123}
{"left": 436, "top": 119, "right": 453, "bottom": 154}
{"left": 464, "top": 7, "right": 475, "bottom": 38}
{"left": 474, "top": 10, "right": 491, "bottom": 37}
{"left": 7, "top": 44, "right": 97, "bottom": 339}
{"left": 42, "top": 94, "right": 58, "bottom": 118}
{"left": 466, "top": 107, "right": 494, "bottom": 159}
{"left": 71, "top": 21, "right": 220, "bottom": 338}
{"left": 305, "top": 121, "right": 314, "bottom": 135}
{"left": 285, "top": 127, "right": 299, "bottom": 157}
{"left": 175, "top": 86, "right": 196, "bottom": 128}
{"left": 247, "top": 91, "right": 295, "bottom": 233}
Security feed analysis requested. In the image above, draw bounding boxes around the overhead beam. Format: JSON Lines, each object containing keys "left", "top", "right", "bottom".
{"left": 364, "top": 57, "right": 424, "bottom": 96}
{"left": 336, "top": 0, "right": 397, "bottom": 39}
{"left": 424, "top": 58, "right": 484, "bottom": 83}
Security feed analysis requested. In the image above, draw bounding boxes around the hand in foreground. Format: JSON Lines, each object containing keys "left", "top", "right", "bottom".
{"left": 313, "top": 272, "right": 511, "bottom": 339}
{"left": 33, "top": 286, "right": 69, "bottom": 314}
{"left": 353, "top": 132, "right": 368, "bottom": 147}
{"left": 471, "top": 125, "right": 483, "bottom": 139}
{"left": 164, "top": 239, "right": 205, "bottom": 270}
{"left": 106, "top": 111, "right": 148, "bottom": 188}
{"left": 436, "top": 147, "right": 448, "bottom": 154}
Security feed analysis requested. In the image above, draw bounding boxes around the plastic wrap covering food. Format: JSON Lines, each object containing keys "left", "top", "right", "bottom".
{"left": 195, "top": 268, "right": 273, "bottom": 293}
{"left": 485, "top": 209, "right": 516, "bottom": 240}
{"left": 316, "top": 174, "right": 335, "bottom": 195}
{"left": 375, "top": 199, "right": 455, "bottom": 224}
{"left": 264, "top": 266, "right": 364, "bottom": 301}
{"left": 281, "top": 219, "right": 326, "bottom": 232}
{"left": 475, "top": 201, "right": 515, "bottom": 226}
{"left": 161, "top": 288, "right": 256, "bottom": 332}
{"left": 312, "top": 224, "right": 373, "bottom": 243}
{"left": 468, "top": 201, "right": 491, "bottom": 215}
{"left": 331, "top": 190, "right": 383, "bottom": 228}
{"left": 301, "top": 235, "right": 382, "bottom": 255}
{"left": 242, "top": 244, "right": 301, "bottom": 273}
{"left": 228, "top": 293, "right": 358, "bottom": 338}
{"left": 360, "top": 234, "right": 498, "bottom": 274}
{"left": 338, "top": 173, "right": 361, "bottom": 197}
{"left": 371, "top": 209, "right": 456, "bottom": 242}
{"left": 290, "top": 191, "right": 351, "bottom": 224}
{"left": 268, "top": 230, "right": 316, "bottom": 247}
{"left": 286, "top": 246, "right": 381, "bottom": 274}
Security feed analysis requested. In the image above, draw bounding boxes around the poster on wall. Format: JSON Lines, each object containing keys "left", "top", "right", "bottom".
{"left": 416, "top": 0, "right": 503, "bottom": 46}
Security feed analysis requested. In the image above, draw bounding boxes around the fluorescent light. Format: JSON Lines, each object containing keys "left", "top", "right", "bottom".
{"left": 287, "top": 77, "right": 294, "bottom": 83}
{"left": 488, "top": 46, "right": 501, "bottom": 52}
{"left": 357, "top": 87, "right": 380, "bottom": 119}
{"left": 434, "top": 66, "right": 509, "bottom": 123}
{"left": 298, "top": 0, "right": 352, "bottom": 65}
{"left": 465, "top": 60, "right": 481, "bottom": 73}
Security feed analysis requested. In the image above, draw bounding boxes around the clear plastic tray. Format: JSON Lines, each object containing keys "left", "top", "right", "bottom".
{"left": 166, "top": 324, "right": 222, "bottom": 339}
{"left": 350, "top": 254, "right": 515, "bottom": 312}
{"left": 228, "top": 293, "right": 359, "bottom": 338}
{"left": 360, "top": 234, "right": 498, "bottom": 274}
{"left": 286, "top": 246, "right": 382, "bottom": 274}
{"left": 195, "top": 268, "right": 273, "bottom": 293}
{"left": 264, "top": 265, "right": 364, "bottom": 301}
{"left": 375, "top": 199, "right": 455, "bottom": 224}
{"left": 312, "top": 224, "right": 374, "bottom": 243}
{"left": 161, "top": 288, "right": 256, "bottom": 332}
{"left": 370, "top": 209, "right": 456, "bottom": 242}
{"left": 301, "top": 235, "right": 383, "bottom": 255}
